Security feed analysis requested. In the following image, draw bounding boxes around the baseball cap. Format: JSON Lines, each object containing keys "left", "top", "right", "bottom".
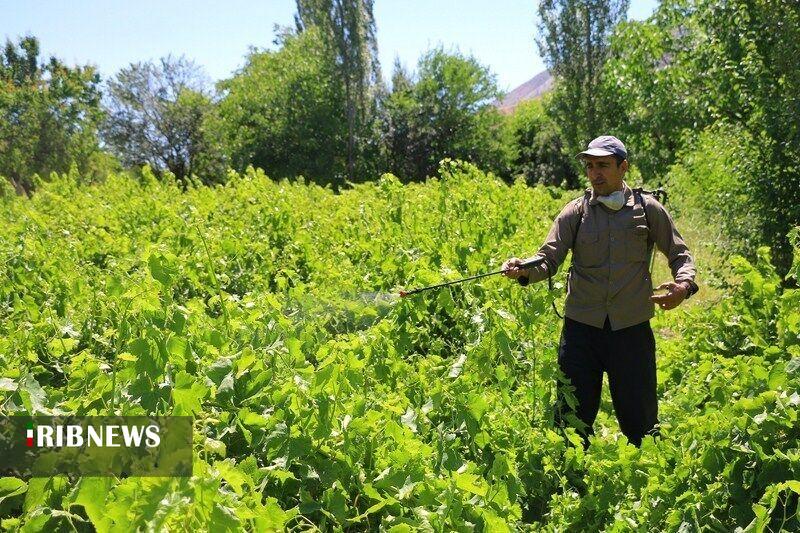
{"left": 577, "top": 135, "right": 627, "bottom": 160}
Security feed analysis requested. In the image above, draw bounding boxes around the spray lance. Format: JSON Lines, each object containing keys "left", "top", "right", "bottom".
{"left": 398, "top": 256, "right": 547, "bottom": 297}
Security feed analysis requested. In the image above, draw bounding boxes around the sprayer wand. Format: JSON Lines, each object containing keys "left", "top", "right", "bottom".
{"left": 399, "top": 256, "right": 546, "bottom": 297}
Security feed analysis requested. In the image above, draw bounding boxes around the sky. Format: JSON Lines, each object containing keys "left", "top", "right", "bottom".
{"left": 2, "top": 0, "right": 659, "bottom": 93}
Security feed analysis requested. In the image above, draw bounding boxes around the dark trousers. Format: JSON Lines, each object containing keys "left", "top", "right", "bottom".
{"left": 554, "top": 316, "right": 659, "bottom": 447}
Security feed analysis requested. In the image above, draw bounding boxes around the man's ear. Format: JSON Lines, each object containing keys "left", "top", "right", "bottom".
{"left": 620, "top": 159, "right": 629, "bottom": 173}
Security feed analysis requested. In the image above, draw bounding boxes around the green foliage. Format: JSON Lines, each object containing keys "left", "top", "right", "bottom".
{"left": 0, "top": 36, "right": 105, "bottom": 194}
{"left": 599, "top": 8, "right": 699, "bottom": 183}
{"left": 1, "top": 164, "right": 799, "bottom": 530}
{"left": 102, "top": 56, "right": 224, "bottom": 185}
{"left": 692, "top": 0, "right": 800, "bottom": 276}
{"left": 295, "top": 0, "right": 383, "bottom": 183}
{"left": 600, "top": 0, "right": 800, "bottom": 274}
{"left": 506, "top": 97, "right": 579, "bottom": 188}
{"left": 667, "top": 122, "right": 763, "bottom": 261}
{"left": 213, "top": 28, "right": 349, "bottom": 188}
{"left": 381, "top": 49, "right": 510, "bottom": 182}
{"left": 536, "top": 0, "right": 630, "bottom": 158}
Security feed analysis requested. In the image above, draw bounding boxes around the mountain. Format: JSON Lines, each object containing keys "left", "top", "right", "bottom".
{"left": 495, "top": 70, "right": 553, "bottom": 115}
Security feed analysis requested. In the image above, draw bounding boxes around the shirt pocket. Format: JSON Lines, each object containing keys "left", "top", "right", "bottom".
{"left": 574, "top": 231, "right": 603, "bottom": 267}
{"left": 626, "top": 225, "right": 649, "bottom": 262}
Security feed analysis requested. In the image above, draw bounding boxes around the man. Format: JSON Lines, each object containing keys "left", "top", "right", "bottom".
{"left": 503, "top": 135, "right": 698, "bottom": 447}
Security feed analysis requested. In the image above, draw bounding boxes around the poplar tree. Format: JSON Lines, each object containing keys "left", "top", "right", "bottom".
{"left": 536, "top": 0, "right": 628, "bottom": 157}
{"left": 295, "top": 0, "right": 382, "bottom": 182}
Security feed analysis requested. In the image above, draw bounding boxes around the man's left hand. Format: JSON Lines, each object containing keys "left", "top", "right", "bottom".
{"left": 650, "top": 281, "right": 689, "bottom": 310}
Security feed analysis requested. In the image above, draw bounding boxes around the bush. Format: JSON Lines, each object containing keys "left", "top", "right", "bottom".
{"left": 212, "top": 28, "right": 348, "bottom": 187}
{"left": 506, "top": 97, "right": 579, "bottom": 188}
{"left": 380, "top": 48, "right": 510, "bottom": 182}
{"left": 666, "top": 122, "right": 799, "bottom": 281}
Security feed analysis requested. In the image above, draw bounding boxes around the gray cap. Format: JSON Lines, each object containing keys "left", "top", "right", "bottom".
{"left": 577, "top": 135, "right": 627, "bottom": 159}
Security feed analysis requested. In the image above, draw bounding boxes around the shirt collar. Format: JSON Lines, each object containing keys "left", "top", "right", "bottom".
{"left": 588, "top": 181, "right": 634, "bottom": 207}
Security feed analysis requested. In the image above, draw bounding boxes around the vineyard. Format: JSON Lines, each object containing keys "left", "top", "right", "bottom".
{"left": 0, "top": 162, "right": 798, "bottom": 531}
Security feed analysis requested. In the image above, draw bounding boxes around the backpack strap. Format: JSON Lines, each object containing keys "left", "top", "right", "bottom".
{"left": 632, "top": 187, "right": 650, "bottom": 233}
{"left": 571, "top": 189, "right": 591, "bottom": 250}
{"left": 633, "top": 186, "right": 668, "bottom": 241}
{"left": 633, "top": 187, "right": 659, "bottom": 272}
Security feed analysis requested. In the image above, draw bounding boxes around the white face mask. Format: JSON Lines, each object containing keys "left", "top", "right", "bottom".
{"left": 597, "top": 190, "right": 625, "bottom": 211}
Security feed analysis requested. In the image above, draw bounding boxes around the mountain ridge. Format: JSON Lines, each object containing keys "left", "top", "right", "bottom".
{"left": 495, "top": 70, "right": 553, "bottom": 114}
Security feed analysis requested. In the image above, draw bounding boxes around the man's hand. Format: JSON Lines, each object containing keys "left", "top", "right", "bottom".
{"left": 502, "top": 257, "right": 528, "bottom": 279}
{"left": 650, "top": 281, "right": 689, "bottom": 310}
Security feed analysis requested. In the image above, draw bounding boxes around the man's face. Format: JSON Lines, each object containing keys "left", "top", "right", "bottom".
{"left": 582, "top": 155, "right": 628, "bottom": 196}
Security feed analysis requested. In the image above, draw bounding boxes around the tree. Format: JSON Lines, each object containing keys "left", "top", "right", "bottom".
{"left": 692, "top": 0, "right": 800, "bottom": 275}
{"left": 0, "top": 36, "right": 104, "bottom": 194}
{"left": 380, "top": 58, "right": 416, "bottom": 179}
{"left": 536, "top": 0, "right": 629, "bottom": 158}
{"left": 507, "top": 97, "right": 579, "bottom": 188}
{"left": 295, "top": 0, "right": 382, "bottom": 182}
{"left": 380, "top": 48, "right": 510, "bottom": 182}
{"left": 212, "top": 28, "right": 348, "bottom": 186}
{"left": 102, "top": 56, "right": 222, "bottom": 183}
{"left": 602, "top": 0, "right": 800, "bottom": 275}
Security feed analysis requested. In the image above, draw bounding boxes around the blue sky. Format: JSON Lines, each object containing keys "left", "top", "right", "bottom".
{"left": 2, "top": 0, "right": 659, "bottom": 93}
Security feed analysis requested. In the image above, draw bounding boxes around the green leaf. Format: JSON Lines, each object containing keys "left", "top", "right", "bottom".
{"left": 206, "top": 357, "right": 234, "bottom": 386}
{"left": 254, "top": 497, "right": 298, "bottom": 531}
{"left": 209, "top": 503, "right": 240, "bottom": 531}
{"left": 23, "top": 477, "right": 69, "bottom": 513}
{"left": 312, "top": 362, "right": 338, "bottom": 393}
{"left": 18, "top": 374, "right": 47, "bottom": 414}
{"left": 172, "top": 371, "right": 208, "bottom": 415}
{"left": 130, "top": 337, "right": 165, "bottom": 381}
{"left": 468, "top": 394, "right": 490, "bottom": 421}
{"left": 239, "top": 409, "right": 270, "bottom": 427}
{"left": 768, "top": 362, "right": 787, "bottom": 390}
{"left": 264, "top": 465, "right": 296, "bottom": 484}
{"left": 204, "top": 438, "right": 227, "bottom": 457}
{"left": 0, "top": 478, "right": 26, "bottom": 505}
{"left": 349, "top": 498, "right": 394, "bottom": 523}
{"left": 286, "top": 338, "right": 303, "bottom": 363}
{"left": 480, "top": 507, "right": 511, "bottom": 532}
{"left": 67, "top": 477, "right": 113, "bottom": 531}
{"left": 215, "top": 460, "right": 250, "bottom": 497}
{"left": 166, "top": 336, "right": 188, "bottom": 364}
{"left": 148, "top": 252, "right": 178, "bottom": 287}
{"left": 236, "top": 349, "right": 256, "bottom": 378}
{"left": 454, "top": 471, "right": 487, "bottom": 497}
{"left": 46, "top": 337, "right": 78, "bottom": 356}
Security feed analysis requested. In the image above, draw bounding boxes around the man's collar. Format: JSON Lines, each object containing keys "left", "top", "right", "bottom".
{"left": 588, "top": 181, "right": 634, "bottom": 207}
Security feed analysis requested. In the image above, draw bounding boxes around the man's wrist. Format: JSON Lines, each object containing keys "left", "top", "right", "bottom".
{"left": 677, "top": 280, "right": 696, "bottom": 298}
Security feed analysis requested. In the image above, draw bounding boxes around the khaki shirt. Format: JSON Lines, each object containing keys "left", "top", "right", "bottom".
{"left": 521, "top": 182, "right": 696, "bottom": 330}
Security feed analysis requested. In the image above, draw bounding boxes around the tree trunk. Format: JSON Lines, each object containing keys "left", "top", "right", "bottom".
{"left": 8, "top": 176, "right": 29, "bottom": 196}
{"left": 346, "top": 80, "right": 356, "bottom": 183}
{"left": 585, "top": 3, "right": 595, "bottom": 136}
